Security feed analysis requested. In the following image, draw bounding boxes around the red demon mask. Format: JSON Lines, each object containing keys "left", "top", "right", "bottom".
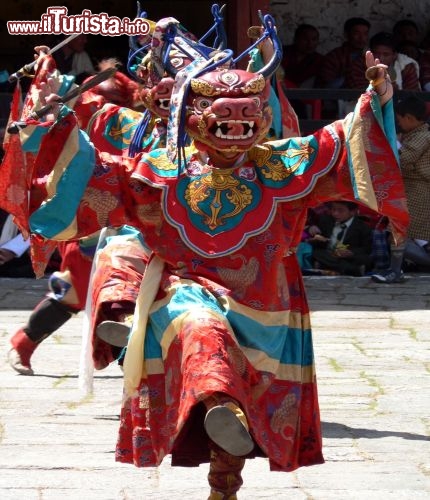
{"left": 140, "top": 76, "right": 175, "bottom": 120}
{"left": 185, "top": 69, "right": 273, "bottom": 154}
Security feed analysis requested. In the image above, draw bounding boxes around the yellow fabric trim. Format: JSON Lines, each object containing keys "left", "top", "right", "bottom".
{"left": 344, "top": 103, "right": 378, "bottom": 211}
{"left": 219, "top": 294, "right": 311, "bottom": 329}
{"left": 241, "top": 345, "right": 315, "bottom": 382}
{"left": 123, "top": 255, "right": 164, "bottom": 397}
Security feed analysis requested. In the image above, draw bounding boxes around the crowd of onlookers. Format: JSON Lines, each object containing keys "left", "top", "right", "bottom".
{"left": 281, "top": 17, "right": 430, "bottom": 120}
{"left": 280, "top": 17, "right": 430, "bottom": 283}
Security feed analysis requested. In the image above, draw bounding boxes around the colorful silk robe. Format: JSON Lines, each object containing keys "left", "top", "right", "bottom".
{"left": 26, "top": 91, "right": 408, "bottom": 472}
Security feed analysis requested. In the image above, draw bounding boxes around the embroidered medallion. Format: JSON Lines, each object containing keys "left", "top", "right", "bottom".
{"left": 182, "top": 168, "right": 257, "bottom": 231}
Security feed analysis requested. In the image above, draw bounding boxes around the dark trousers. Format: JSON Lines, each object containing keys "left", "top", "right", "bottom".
{"left": 312, "top": 248, "right": 372, "bottom": 276}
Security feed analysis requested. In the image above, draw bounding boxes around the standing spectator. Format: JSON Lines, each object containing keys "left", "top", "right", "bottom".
{"left": 281, "top": 24, "right": 324, "bottom": 118}
{"left": 373, "top": 96, "right": 430, "bottom": 282}
{"left": 317, "top": 17, "right": 371, "bottom": 117}
{"left": 307, "top": 201, "right": 374, "bottom": 276}
{"left": 346, "top": 32, "right": 421, "bottom": 91}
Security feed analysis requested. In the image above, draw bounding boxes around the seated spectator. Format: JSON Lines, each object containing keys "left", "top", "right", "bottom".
{"left": 307, "top": 201, "right": 374, "bottom": 276}
{"left": 346, "top": 32, "right": 421, "bottom": 91}
{"left": 316, "top": 17, "right": 370, "bottom": 118}
{"left": 317, "top": 17, "right": 370, "bottom": 89}
{"left": 373, "top": 96, "right": 430, "bottom": 282}
{"left": 392, "top": 20, "right": 430, "bottom": 92}
{"left": 281, "top": 24, "right": 324, "bottom": 118}
{"left": 0, "top": 209, "right": 34, "bottom": 278}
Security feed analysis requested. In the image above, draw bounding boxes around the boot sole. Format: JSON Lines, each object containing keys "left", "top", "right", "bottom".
{"left": 96, "top": 321, "right": 130, "bottom": 347}
{"left": 204, "top": 405, "right": 254, "bottom": 456}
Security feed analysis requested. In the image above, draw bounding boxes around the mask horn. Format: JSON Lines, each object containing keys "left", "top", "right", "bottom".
{"left": 233, "top": 12, "right": 282, "bottom": 80}
{"left": 199, "top": 4, "right": 227, "bottom": 50}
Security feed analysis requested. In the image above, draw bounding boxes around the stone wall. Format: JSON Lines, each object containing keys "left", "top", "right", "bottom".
{"left": 269, "top": 0, "right": 430, "bottom": 53}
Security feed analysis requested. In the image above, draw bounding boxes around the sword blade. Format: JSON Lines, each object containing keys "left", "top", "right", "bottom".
{"left": 8, "top": 33, "right": 82, "bottom": 83}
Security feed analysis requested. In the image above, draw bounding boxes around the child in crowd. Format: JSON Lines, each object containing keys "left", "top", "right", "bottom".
{"left": 306, "top": 201, "right": 374, "bottom": 276}
{"left": 373, "top": 96, "right": 430, "bottom": 283}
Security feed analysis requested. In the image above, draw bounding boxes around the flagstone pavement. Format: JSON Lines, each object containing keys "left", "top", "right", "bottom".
{"left": 0, "top": 275, "right": 429, "bottom": 499}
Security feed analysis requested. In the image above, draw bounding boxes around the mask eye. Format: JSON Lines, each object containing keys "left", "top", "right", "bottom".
{"left": 194, "top": 97, "right": 213, "bottom": 112}
{"left": 251, "top": 96, "right": 261, "bottom": 107}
